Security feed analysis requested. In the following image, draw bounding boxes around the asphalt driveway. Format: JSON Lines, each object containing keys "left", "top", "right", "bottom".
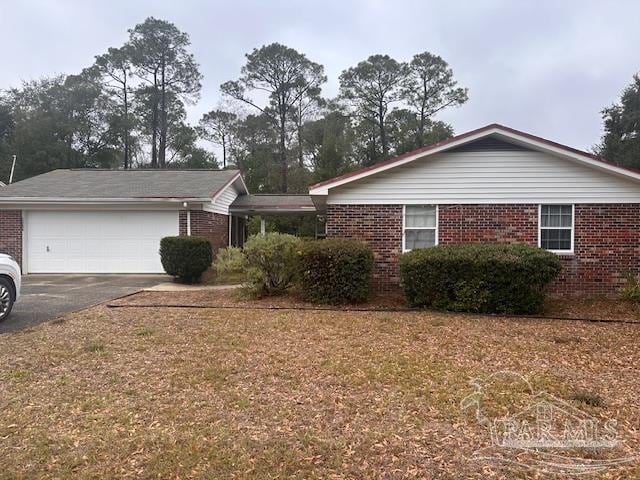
{"left": 0, "top": 274, "right": 168, "bottom": 334}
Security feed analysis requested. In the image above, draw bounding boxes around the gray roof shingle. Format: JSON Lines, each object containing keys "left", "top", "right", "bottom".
{"left": 0, "top": 169, "right": 240, "bottom": 200}
{"left": 230, "top": 194, "right": 316, "bottom": 212}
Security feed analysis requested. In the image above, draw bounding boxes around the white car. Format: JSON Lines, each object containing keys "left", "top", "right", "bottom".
{"left": 0, "top": 253, "right": 21, "bottom": 322}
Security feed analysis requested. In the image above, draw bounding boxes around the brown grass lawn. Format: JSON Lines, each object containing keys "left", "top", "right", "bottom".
{"left": 1, "top": 292, "right": 639, "bottom": 479}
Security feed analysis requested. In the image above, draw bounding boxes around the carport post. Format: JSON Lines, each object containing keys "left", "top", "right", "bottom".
{"left": 183, "top": 202, "right": 191, "bottom": 236}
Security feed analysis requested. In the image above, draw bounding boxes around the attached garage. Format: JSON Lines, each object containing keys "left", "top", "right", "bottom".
{"left": 25, "top": 210, "right": 178, "bottom": 274}
{"left": 0, "top": 169, "right": 251, "bottom": 275}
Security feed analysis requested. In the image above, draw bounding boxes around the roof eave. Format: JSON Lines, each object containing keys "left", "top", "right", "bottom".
{"left": 210, "top": 171, "right": 249, "bottom": 203}
{"left": 0, "top": 197, "right": 212, "bottom": 204}
{"left": 229, "top": 206, "right": 318, "bottom": 214}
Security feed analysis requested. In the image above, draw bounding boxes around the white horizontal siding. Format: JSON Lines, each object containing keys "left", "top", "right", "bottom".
{"left": 208, "top": 184, "right": 238, "bottom": 215}
{"left": 327, "top": 151, "right": 640, "bottom": 204}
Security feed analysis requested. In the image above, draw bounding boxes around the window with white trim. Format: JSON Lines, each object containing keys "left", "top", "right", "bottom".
{"left": 403, "top": 205, "right": 437, "bottom": 251}
{"left": 539, "top": 204, "right": 573, "bottom": 252}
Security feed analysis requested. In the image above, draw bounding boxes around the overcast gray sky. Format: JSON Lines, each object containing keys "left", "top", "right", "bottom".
{"left": 2, "top": 0, "right": 639, "bottom": 151}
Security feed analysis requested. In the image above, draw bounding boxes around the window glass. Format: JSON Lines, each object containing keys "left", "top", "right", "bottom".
{"left": 405, "top": 229, "right": 436, "bottom": 250}
{"left": 404, "top": 205, "right": 437, "bottom": 250}
{"left": 540, "top": 205, "right": 572, "bottom": 251}
{"left": 405, "top": 205, "right": 436, "bottom": 228}
{"left": 541, "top": 205, "right": 572, "bottom": 228}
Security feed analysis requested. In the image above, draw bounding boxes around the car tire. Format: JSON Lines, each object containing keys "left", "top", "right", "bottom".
{"left": 0, "top": 277, "right": 14, "bottom": 322}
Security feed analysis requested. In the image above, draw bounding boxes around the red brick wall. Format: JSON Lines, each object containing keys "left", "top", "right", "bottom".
{"left": 554, "top": 205, "right": 640, "bottom": 295}
{"left": 325, "top": 203, "right": 640, "bottom": 296}
{"left": 0, "top": 210, "right": 22, "bottom": 267}
{"left": 326, "top": 205, "right": 402, "bottom": 292}
{"left": 179, "top": 210, "right": 229, "bottom": 255}
{"left": 439, "top": 204, "right": 538, "bottom": 244}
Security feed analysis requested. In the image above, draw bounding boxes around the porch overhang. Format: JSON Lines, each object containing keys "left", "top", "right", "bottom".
{"left": 229, "top": 194, "right": 320, "bottom": 215}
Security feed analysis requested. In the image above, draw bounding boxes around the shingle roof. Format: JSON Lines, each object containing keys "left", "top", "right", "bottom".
{"left": 0, "top": 169, "right": 240, "bottom": 200}
{"left": 230, "top": 194, "right": 316, "bottom": 212}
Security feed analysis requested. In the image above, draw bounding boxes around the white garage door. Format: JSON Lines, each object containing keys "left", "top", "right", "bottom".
{"left": 26, "top": 210, "right": 179, "bottom": 273}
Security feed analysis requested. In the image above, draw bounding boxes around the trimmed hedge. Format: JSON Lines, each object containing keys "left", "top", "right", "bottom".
{"left": 297, "top": 238, "right": 374, "bottom": 304}
{"left": 399, "top": 244, "right": 561, "bottom": 314}
{"left": 160, "top": 236, "right": 212, "bottom": 283}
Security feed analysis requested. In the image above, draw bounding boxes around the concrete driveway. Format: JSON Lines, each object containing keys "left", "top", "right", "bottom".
{"left": 0, "top": 274, "right": 168, "bottom": 334}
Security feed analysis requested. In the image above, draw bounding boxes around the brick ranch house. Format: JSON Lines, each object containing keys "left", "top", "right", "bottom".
{"left": 310, "top": 124, "right": 640, "bottom": 296}
{"left": 0, "top": 123, "right": 638, "bottom": 296}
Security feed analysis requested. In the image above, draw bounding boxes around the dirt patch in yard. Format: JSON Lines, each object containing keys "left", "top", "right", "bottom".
{"left": 1, "top": 297, "right": 639, "bottom": 478}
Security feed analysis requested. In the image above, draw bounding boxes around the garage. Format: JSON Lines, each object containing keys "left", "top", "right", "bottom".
{"left": 0, "top": 169, "right": 249, "bottom": 274}
{"left": 25, "top": 210, "right": 178, "bottom": 273}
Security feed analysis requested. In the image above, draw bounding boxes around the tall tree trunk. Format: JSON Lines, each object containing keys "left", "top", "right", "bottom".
{"left": 222, "top": 134, "right": 227, "bottom": 169}
{"left": 123, "top": 72, "right": 130, "bottom": 169}
{"left": 279, "top": 113, "right": 288, "bottom": 193}
{"left": 297, "top": 101, "right": 304, "bottom": 168}
{"left": 151, "top": 72, "right": 158, "bottom": 168}
{"left": 418, "top": 79, "right": 428, "bottom": 145}
{"left": 417, "top": 103, "right": 427, "bottom": 148}
{"left": 379, "top": 104, "right": 388, "bottom": 159}
{"left": 159, "top": 58, "right": 167, "bottom": 169}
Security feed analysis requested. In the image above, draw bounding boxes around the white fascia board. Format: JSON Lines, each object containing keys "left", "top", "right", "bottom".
{"left": 0, "top": 197, "right": 210, "bottom": 203}
{"left": 228, "top": 207, "right": 317, "bottom": 214}
{"left": 233, "top": 172, "right": 249, "bottom": 195}
{"left": 211, "top": 172, "right": 247, "bottom": 204}
{"left": 0, "top": 198, "right": 209, "bottom": 211}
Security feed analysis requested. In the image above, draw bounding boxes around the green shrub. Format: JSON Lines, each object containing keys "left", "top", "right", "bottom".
{"left": 297, "top": 238, "right": 374, "bottom": 304}
{"left": 160, "top": 236, "right": 212, "bottom": 283}
{"left": 215, "top": 247, "right": 247, "bottom": 274}
{"left": 242, "top": 233, "right": 301, "bottom": 296}
{"left": 620, "top": 273, "right": 640, "bottom": 302}
{"left": 399, "top": 244, "right": 561, "bottom": 314}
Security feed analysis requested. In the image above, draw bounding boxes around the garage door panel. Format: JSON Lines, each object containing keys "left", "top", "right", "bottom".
{"left": 26, "top": 211, "right": 178, "bottom": 273}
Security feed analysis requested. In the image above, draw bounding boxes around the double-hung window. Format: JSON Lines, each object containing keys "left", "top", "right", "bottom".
{"left": 403, "top": 205, "right": 437, "bottom": 251}
{"left": 539, "top": 204, "right": 574, "bottom": 253}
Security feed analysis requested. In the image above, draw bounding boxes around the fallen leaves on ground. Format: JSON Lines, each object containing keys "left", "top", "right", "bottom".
{"left": 0, "top": 292, "right": 639, "bottom": 479}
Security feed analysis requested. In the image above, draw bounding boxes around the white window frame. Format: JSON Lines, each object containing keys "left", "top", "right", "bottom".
{"left": 402, "top": 205, "right": 439, "bottom": 252}
{"left": 538, "top": 204, "right": 574, "bottom": 255}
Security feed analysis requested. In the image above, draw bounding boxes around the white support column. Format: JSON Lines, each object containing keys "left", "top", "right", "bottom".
{"left": 186, "top": 209, "right": 191, "bottom": 236}
{"left": 260, "top": 216, "right": 266, "bottom": 236}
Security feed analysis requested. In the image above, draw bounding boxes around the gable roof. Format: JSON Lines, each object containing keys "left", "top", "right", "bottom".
{"left": 309, "top": 124, "right": 640, "bottom": 195}
{"left": 0, "top": 169, "right": 246, "bottom": 202}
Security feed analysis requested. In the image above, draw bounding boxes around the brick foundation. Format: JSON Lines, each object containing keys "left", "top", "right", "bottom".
{"left": 179, "top": 210, "right": 229, "bottom": 255}
{"left": 326, "top": 204, "right": 640, "bottom": 296}
{"left": 0, "top": 210, "right": 22, "bottom": 267}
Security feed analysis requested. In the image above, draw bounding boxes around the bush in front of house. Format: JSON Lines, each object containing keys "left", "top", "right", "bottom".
{"left": 620, "top": 273, "right": 640, "bottom": 302}
{"left": 399, "top": 244, "right": 562, "bottom": 314}
{"left": 297, "top": 238, "right": 374, "bottom": 304}
{"left": 160, "top": 236, "right": 213, "bottom": 283}
{"left": 214, "top": 246, "right": 247, "bottom": 284}
{"left": 237, "top": 233, "right": 302, "bottom": 296}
